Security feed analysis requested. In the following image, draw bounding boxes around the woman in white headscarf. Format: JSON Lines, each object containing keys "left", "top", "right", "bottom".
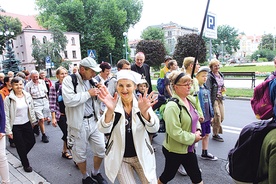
{"left": 97, "top": 70, "right": 159, "bottom": 184}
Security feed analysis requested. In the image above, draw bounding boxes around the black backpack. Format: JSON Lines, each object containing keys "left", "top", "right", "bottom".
{"left": 228, "top": 119, "right": 276, "bottom": 183}
{"left": 70, "top": 74, "right": 96, "bottom": 93}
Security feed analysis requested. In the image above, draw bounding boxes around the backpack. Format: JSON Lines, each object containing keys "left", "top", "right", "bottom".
{"left": 157, "top": 97, "right": 182, "bottom": 133}
{"left": 269, "top": 78, "right": 276, "bottom": 117}
{"left": 250, "top": 77, "right": 276, "bottom": 120}
{"left": 104, "top": 76, "right": 116, "bottom": 87}
{"left": 156, "top": 78, "right": 165, "bottom": 95}
{"left": 70, "top": 74, "right": 96, "bottom": 93}
{"left": 228, "top": 119, "right": 276, "bottom": 183}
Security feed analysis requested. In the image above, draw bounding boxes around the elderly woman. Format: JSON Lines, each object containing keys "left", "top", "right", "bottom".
{"left": 49, "top": 67, "right": 72, "bottom": 159}
{"left": 4, "top": 77, "right": 36, "bottom": 173}
{"left": 97, "top": 70, "right": 159, "bottom": 184}
{"left": 206, "top": 59, "right": 226, "bottom": 142}
{"left": 158, "top": 71, "right": 203, "bottom": 184}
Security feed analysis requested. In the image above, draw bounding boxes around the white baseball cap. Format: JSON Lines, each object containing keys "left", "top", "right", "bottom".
{"left": 80, "top": 57, "right": 101, "bottom": 72}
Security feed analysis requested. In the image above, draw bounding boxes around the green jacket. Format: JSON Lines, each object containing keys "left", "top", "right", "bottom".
{"left": 163, "top": 94, "right": 201, "bottom": 154}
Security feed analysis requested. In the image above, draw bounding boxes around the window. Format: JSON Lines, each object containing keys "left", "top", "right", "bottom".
{"left": 168, "top": 31, "right": 172, "bottom": 37}
{"left": 32, "top": 36, "right": 36, "bottom": 44}
{"left": 20, "top": 36, "right": 23, "bottom": 46}
{"left": 64, "top": 51, "right": 68, "bottom": 59}
{"left": 43, "top": 36, "right": 47, "bottom": 44}
{"left": 71, "top": 37, "right": 75, "bottom": 45}
{"left": 21, "top": 52, "right": 24, "bottom": 61}
{"left": 72, "top": 50, "right": 76, "bottom": 58}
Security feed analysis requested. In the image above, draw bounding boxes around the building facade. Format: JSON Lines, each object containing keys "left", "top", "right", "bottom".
{"left": 234, "top": 34, "right": 262, "bottom": 61}
{"left": 0, "top": 12, "right": 81, "bottom": 73}
{"left": 152, "top": 21, "right": 198, "bottom": 54}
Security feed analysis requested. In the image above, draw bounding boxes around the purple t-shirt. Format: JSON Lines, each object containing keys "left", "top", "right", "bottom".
{"left": 214, "top": 73, "right": 224, "bottom": 95}
{"left": 188, "top": 101, "right": 199, "bottom": 152}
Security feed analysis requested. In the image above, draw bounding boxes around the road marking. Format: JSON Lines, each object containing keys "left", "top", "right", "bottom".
{"left": 222, "top": 125, "right": 242, "bottom": 135}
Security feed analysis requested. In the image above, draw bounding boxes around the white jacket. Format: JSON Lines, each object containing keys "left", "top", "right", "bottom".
{"left": 98, "top": 95, "right": 159, "bottom": 183}
{"left": 62, "top": 73, "right": 100, "bottom": 130}
{"left": 5, "top": 90, "right": 37, "bottom": 135}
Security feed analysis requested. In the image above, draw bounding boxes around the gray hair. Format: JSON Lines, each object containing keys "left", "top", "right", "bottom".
{"left": 11, "top": 76, "right": 24, "bottom": 85}
{"left": 30, "top": 70, "right": 39, "bottom": 75}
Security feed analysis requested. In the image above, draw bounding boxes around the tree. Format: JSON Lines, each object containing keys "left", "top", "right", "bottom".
{"left": 136, "top": 40, "right": 166, "bottom": 69}
{"left": 0, "top": 15, "right": 22, "bottom": 54}
{"left": 2, "top": 40, "right": 21, "bottom": 75}
{"left": 251, "top": 49, "right": 275, "bottom": 62}
{"left": 259, "top": 34, "right": 274, "bottom": 50}
{"left": 141, "top": 27, "right": 165, "bottom": 44}
{"left": 35, "top": 0, "right": 143, "bottom": 63}
{"left": 204, "top": 25, "right": 239, "bottom": 60}
{"left": 173, "top": 33, "right": 206, "bottom": 66}
{"left": 31, "top": 28, "right": 68, "bottom": 70}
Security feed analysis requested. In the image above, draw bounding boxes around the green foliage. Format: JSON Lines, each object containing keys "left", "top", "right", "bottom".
{"left": 226, "top": 88, "right": 253, "bottom": 98}
{"left": 2, "top": 40, "right": 21, "bottom": 74}
{"left": 141, "top": 27, "right": 165, "bottom": 44}
{"left": 258, "top": 58, "right": 268, "bottom": 62}
{"left": 36, "top": 0, "right": 143, "bottom": 63}
{"left": 219, "top": 65, "right": 274, "bottom": 72}
{"left": 204, "top": 25, "right": 240, "bottom": 60}
{"left": 251, "top": 49, "right": 276, "bottom": 62}
{"left": 136, "top": 40, "right": 166, "bottom": 69}
{"left": 0, "top": 15, "right": 22, "bottom": 54}
{"left": 31, "top": 28, "right": 68, "bottom": 70}
{"left": 259, "top": 34, "right": 274, "bottom": 50}
{"left": 173, "top": 33, "right": 206, "bottom": 66}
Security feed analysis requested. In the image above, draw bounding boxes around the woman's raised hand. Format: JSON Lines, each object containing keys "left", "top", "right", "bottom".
{"left": 98, "top": 85, "right": 118, "bottom": 111}
{"left": 138, "top": 89, "right": 157, "bottom": 115}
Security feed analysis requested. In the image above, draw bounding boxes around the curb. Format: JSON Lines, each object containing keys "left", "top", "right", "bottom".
{"left": 226, "top": 97, "right": 251, "bottom": 101}
{"left": 6, "top": 150, "right": 50, "bottom": 184}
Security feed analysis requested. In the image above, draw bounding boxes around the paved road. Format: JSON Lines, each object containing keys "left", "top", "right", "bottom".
{"left": 6, "top": 98, "right": 258, "bottom": 184}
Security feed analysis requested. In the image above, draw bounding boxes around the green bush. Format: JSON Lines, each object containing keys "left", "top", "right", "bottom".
{"left": 258, "top": 57, "right": 268, "bottom": 62}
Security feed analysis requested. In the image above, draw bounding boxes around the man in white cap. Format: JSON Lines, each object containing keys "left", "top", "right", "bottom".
{"left": 62, "top": 57, "right": 107, "bottom": 184}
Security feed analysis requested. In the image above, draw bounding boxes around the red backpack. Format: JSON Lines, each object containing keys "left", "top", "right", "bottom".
{"left": 250, "top": 78, "right": 274, "bottom": 120}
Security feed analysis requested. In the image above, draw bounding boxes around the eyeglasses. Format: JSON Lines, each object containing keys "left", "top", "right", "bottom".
{"left": 176, "top": 83, "right": 192, "bottom": 87}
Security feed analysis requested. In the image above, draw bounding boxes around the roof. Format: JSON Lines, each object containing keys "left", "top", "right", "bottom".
{"left": 151, "top": 21, "right": 198, "bottom": 31}
{"left": 0, "top": 12, "right": 46, "bottom": 30}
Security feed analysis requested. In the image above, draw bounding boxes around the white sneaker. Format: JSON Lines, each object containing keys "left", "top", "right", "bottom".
{"left": 178, "top": 165, "right": 187, "bottom": 176}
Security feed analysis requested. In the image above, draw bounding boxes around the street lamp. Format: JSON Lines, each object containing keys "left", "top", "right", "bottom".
{"left": 221, "top": 41, "right": 224, "bottom": 64}
{"left": 0, "top": 29, "right": 15, "bottom": 50}
{"left": 123, "top": 32, "right": 128, "bottom": 59}
{"left": 257, "top": 54, "right": 260, "bottom": 62}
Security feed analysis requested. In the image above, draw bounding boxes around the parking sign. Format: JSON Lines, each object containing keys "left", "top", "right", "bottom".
{"left": 45, "top": 56, "right": 51, "bottom": 69}
{"left": 204, "top": 12, "right": 217, "bottom": 39}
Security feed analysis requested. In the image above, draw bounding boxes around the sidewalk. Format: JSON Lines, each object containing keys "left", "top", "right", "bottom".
{"left": 5, "top": 150, "right": 49, "bottom": 184}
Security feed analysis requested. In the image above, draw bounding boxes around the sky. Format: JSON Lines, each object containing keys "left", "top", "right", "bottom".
{"left": 1, "top": 0, "right": 276, "bottom": 40}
